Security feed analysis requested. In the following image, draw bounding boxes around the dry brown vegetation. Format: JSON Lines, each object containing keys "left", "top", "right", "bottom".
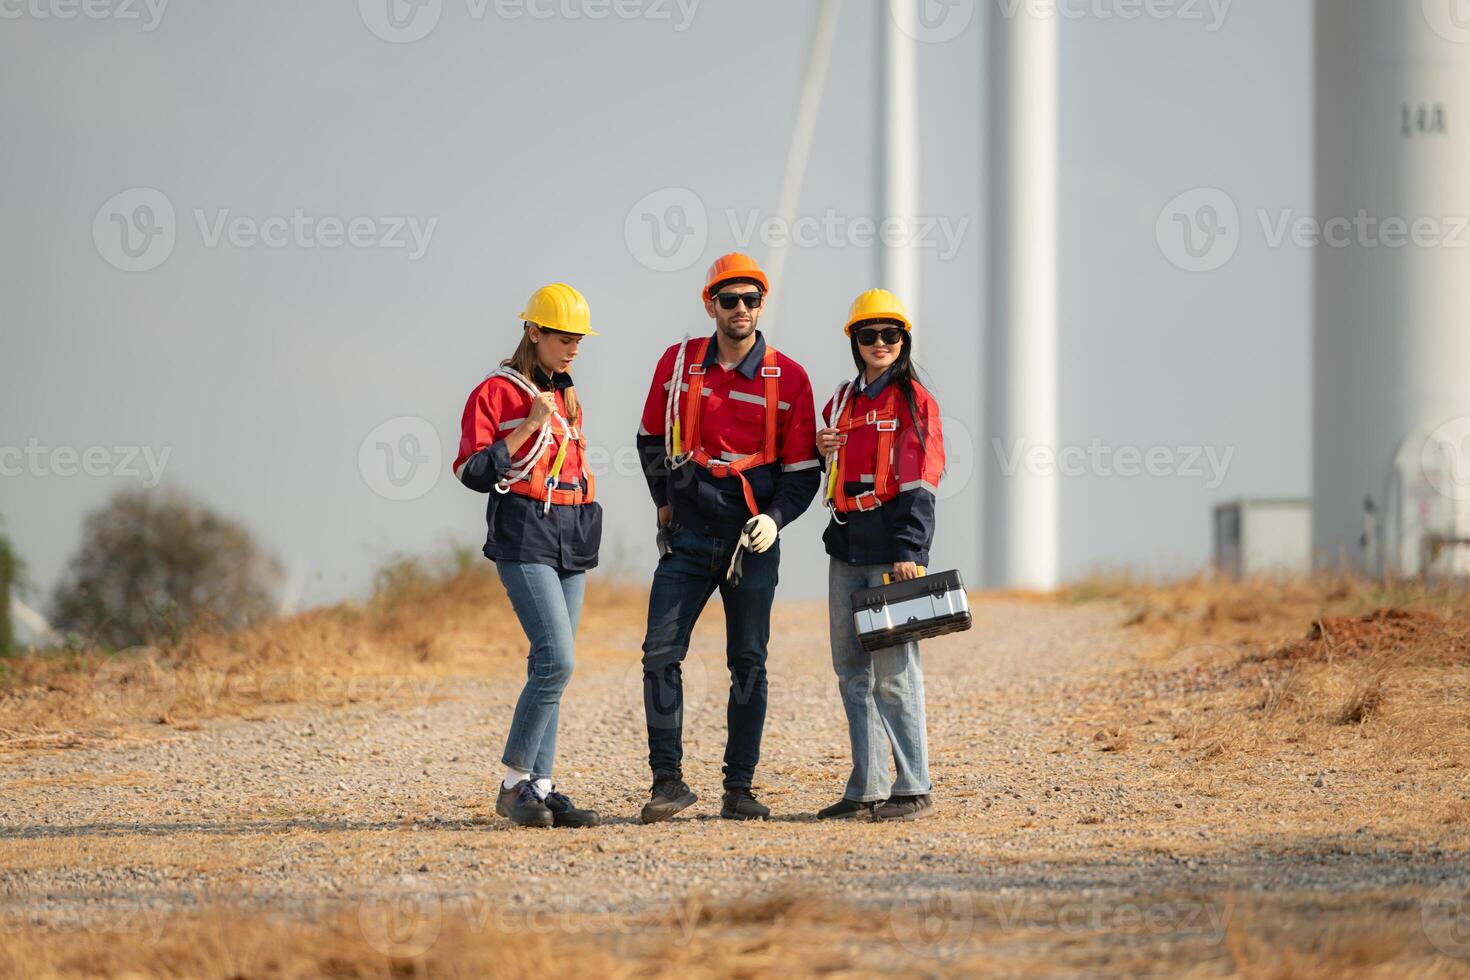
{"left": 2, "top": 887, "right": 1465, "bottom": 979}
{"left": 1062, "top": 572, "right": 1470, "bottom": 840}
{"left": 0, "top": 556, "right": 647, "bottom": 740}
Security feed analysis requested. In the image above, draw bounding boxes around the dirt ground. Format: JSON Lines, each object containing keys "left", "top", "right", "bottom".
{"left": 1, "top": 575, "right": 1469, "bottom": 978}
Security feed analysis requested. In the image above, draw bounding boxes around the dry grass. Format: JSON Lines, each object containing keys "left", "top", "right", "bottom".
{"left": 0, "top": 559, "right": 649, "bottom": 740}
{"left": 2, "top": 887, "right": 1465, "bottom": 979}
{"left": 1064, "top": 573, "right": 1470, "bottom": 843}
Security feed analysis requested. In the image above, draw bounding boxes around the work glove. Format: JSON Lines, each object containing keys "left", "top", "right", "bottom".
{"left": 745, "top": 514, "right": 778, "bottom": 553}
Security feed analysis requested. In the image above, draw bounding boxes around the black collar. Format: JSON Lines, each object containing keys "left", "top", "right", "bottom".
{"left": 856, "top": 366, "right": 895, "bottom": 400}
{"left": 700, "top": 331, "right": 767, "bottom": 379}
{"left": 533, "top": 366, "right": 574, "bottom": 391}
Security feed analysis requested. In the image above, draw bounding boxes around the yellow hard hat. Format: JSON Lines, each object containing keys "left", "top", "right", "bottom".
{"left": 519, "top": 283, "right": 597, "bottom": 336}
{"left": 844, "top": 288, "right": 911, "bottom": 335}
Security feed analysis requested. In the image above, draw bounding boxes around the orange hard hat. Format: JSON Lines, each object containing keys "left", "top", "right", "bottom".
{"left": 703, "top": 252, "right": 769, "bottom": 299}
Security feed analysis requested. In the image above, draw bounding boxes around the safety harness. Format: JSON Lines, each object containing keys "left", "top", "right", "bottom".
{"left": 823, "top": 378, "right": 901, "bottom": 523}
{"left": 489, "top": 367, "right": 595, "bottom": 514}
{"left": 664, "top": 336, "right": 782, "bottom": 517}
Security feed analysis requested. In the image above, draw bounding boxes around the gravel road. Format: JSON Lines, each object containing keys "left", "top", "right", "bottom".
{"left": 2, "top": 597, "right": 1466, "bottom": 970}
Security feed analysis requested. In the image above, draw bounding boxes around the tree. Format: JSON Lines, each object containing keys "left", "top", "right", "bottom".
{"left": 51, "top": 489, "right": 281, "bottom": 648}
{"left": 0, "top": 516, "right": 18, "bottom": 653}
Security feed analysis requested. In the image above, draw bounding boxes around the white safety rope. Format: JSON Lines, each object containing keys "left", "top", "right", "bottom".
{"left": 824, "top": 377, "right": 857, "bottom": 525}
{"left": 489, "top": 366, "right": 573, "bottom": 514}
{"left": 664, "top": 335, "right": 695, "bottom": 469}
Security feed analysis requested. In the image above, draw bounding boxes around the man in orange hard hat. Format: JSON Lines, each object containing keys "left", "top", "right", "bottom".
{"left": 634, "top": 252, "right": 822, "bottom": 823}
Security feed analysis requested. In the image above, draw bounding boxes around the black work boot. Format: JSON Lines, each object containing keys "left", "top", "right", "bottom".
{"left": 640, "top": 771, "right": 697, "bottom": 825}
{"left": 720, "top": 786, "right": 771, "bottom": 821}
{"left": 816, "top": 798, "right": 876, "bottom": 821}
{"left": 544, "top": 788, "right": 600, "bottom": 828}
{"left": 495, "top": 780, "right": 553, "bottom": 828}
{"left": 873, "top": 793, "right": 934, "bottom": 822}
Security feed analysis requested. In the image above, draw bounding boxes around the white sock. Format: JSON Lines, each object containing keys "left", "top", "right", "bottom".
{"left": 532, "top": 778, "right": 553, "bottom": 798}
{"left": 502, "top": 765, "right": 531, "bottom": 790}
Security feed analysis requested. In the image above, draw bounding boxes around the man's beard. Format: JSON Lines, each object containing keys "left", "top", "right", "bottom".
{"left": 718, "top": 316, "right": 756, "bottom": 341}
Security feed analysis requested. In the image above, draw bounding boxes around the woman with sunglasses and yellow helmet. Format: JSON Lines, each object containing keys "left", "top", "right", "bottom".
{"left": 814, "top": 289, "right": 946, "bottom": 823}
{"left": 454, "top": 283, "right": 602, "bottom": 829}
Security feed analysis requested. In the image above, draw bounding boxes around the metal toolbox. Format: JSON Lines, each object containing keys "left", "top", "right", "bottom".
{"left": 850, "top": 569, "right": 973, "bottom": 652}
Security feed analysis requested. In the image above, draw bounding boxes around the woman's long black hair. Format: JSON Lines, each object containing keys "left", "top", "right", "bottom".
{"left": 848, "top": 320, "right": 928, "bottom": 450}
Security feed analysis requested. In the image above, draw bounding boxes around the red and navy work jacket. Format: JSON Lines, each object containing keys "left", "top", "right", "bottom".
{"left": 637, "top": 331, "right": 822, "bottom": 539}
{"left": 821, "top": 369, "right": 945, "bottom": 566}
{"left": 454, "top": 367, "right": 602, "bottom": 571}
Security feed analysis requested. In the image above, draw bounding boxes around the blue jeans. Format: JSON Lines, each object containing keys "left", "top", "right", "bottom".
{"left": 496, "top": 560, "right": 585, "bottom": 780}
{"left": 641, "top": 527, "right": 779, "bottom": 789}
{"left": 828, "top": 559, "right": 932, "bottom": 801}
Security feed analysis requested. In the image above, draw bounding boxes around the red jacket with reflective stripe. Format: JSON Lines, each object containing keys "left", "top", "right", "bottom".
{"left": 636, "top": 332, "right": 822, "bottom": 537}
{"left": 454, "top": 368, "right": 601, "bottom": 571}
{"left": 821, "top": 372, "right": 945, "bottom": 566}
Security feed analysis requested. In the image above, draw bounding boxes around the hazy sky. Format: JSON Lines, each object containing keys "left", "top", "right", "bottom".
{"left": 1, "top": 0, "right": 1312, "bottom": 615}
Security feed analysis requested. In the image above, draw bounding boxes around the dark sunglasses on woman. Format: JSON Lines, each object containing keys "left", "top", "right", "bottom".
{"left": 855, "top": 325, "right": 905, "bottom": 347}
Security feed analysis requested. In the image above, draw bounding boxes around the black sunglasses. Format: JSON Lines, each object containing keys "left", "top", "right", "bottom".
{"left": 855, "top": 325, "right": 905, "bottom": 347}
{"left": 715, "top": 291, "right": 764, "bottom": 311}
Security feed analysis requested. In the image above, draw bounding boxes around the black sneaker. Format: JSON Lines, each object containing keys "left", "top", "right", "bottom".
{"left": 495, "top": 780, "right": 553, "bottom": 828}
{"left": 873, "top": 793, "right": 934, "bottom": 822}
{"left": 640, "top": 772, "right": 697, "bottom": 825}
{"left": 720, "top": 786, "right": 771, "bottom": 821}
{"left": 544, "top": 788, "right": 600, "bottom": 828}
{"left": 816, "top": 798, "right": 876, "bottom": 821}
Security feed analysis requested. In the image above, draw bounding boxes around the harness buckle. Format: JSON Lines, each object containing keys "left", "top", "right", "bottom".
{"left": 853, "top": 491, "right": 881, "bottom": 513}
{"left": 760, "top": 366, "right": 782, "bottom": 379}
{"left": 864, "top": 410, "right": 879, "bottom": 425}
{"left": 707, "top": 460, "right": 730, "bottom": 477}
{"left": 875, "top": 419, "right": 899, "bottom": 432}
{"left": 688, "top": 364, "right": 706, "bottom": 376}
{"left": 837, "top": 433, "right": 849, "bottom": 447}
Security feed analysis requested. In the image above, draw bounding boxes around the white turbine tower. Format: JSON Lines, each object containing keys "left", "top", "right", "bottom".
{"left": 1315, "top": 0, "right": 1470, "bottom": 577}
{"left": 986, "top": 3, "right": 1060, "bottom": 589}
{"left": 879, "top": 1, "right": 920, "bottom": 331}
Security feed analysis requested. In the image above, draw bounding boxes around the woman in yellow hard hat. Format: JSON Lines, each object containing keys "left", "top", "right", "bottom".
{"left": 814, "top": 288, "right": 946, "bottom": 823}
{"left": 453, "top": 283, "right": 603, "bottom": 829}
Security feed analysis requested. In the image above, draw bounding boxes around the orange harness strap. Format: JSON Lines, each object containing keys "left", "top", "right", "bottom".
{"left": 832, "top": 383, "right": 900, "bottom": 514}
{"left": 501, "top": 392, "right": 597, "bottom": 507}
{"left": 681, "top": 338, "right": 781, "bottom": 516}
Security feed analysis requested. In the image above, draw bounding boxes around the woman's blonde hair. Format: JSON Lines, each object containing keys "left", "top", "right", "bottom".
{"left": 502, "top": 325, "right": 581, "bottom": 426}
